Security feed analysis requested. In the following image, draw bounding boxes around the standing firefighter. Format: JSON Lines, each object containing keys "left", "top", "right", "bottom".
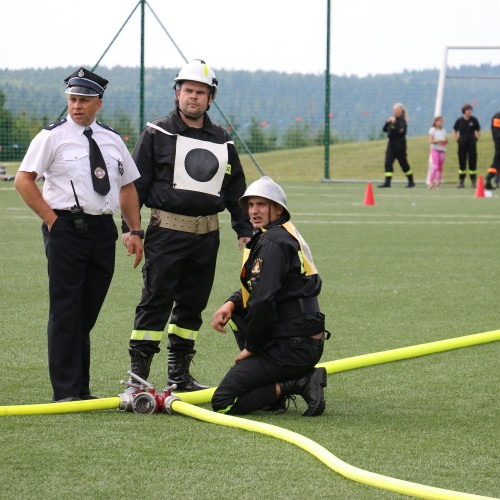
{"left": 122, "top": 60, "right": 252, "bottom": 391}
{"left": 378, "top": 103, "right": 415, "bottom": 189}
{"left": 485, "top": 111, "right": 500, "bottom": 190}
{"left": 452, "top": 103, "right": 481, "bottom": 189}
{"left": 211, "top": 176, "right": 328, "bottom": 417}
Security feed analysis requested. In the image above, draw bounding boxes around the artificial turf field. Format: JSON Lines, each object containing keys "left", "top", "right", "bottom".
{"left": 0, "top": 180, "right": 498, "bottom": 499}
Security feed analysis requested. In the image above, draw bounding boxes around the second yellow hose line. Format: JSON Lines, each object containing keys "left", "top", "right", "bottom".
{"left": 1, "top": 329, "right": 498, "bottom": 499}
{"left": 178, "top": 329, "right": 500, "bottom": 406}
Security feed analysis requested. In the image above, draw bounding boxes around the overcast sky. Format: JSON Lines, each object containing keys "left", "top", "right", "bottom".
{"left": 1, "top": 0, "right": 500, "bottom": 77}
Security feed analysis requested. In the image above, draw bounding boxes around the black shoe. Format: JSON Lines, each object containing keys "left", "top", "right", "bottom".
{"left": 301, "top": 368, "right": 328, "bottom": 417}
{"left": 406, "top": 181, "right": 415, "bottom": 188}
{"left": 378, "top": 182, "right": 391, "bottom": 188}
{"left": 53, "top": 397, "right": 81, "bottom": 403}
{"left": 485, "top": 182, "right": 496, "bottom": 190}
{"left": 280, "top": 367, "right": 328, "bottom": 417}
{"left": 457, "top": 183, "right": 465, "bottom": 189}
{"left": 81, "top": 394, "right": 100, "bottom": 400}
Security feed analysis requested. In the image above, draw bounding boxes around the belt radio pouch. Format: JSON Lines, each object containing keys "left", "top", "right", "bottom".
{"left": 70, "top": 180, "right": 87, "bottom": 234}
{"left": 71, "top": 205, "right": 87, "bottom": 233}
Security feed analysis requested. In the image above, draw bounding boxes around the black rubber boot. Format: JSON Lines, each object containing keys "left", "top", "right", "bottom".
{"left": 378, "top": 177, "right": 391, "bottom": 188}
{"left": 130, "top": 350, "right": 153, "bottom": 379}
{"left": 470, "top": 174, "right": 477, "bottom": 189}
{"left": 126, "top": 349, "right": 154, "bottom": 392}
{"left": 457, "top": 174, "right": 466, "bottom": 188}
{"left": 168, "top": 351, "right": 209, "bottom": 392}
{"left": 485, "top": 173, "right": 496, "bottom": 190}
{"left": 406, "top": 174, "right": 415, "bottom": 188}
{"left": 280, "top": 367, "right": 327, "bottom": 416}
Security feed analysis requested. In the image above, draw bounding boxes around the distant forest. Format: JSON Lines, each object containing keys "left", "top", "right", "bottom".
{"left": 1, "top": 64, "right": 500, "bottom": 159}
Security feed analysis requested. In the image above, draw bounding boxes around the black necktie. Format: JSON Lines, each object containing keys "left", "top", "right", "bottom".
{"left": 83, "top": 127, "right": 110, "bottom": 196}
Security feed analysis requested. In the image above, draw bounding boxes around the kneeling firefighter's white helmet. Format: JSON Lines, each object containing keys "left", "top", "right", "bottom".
{"left": 174, "top": 59, "right": 218, "bottom": 98}
{"left": 239, "top": 176, "right": 289, "bottom": 218}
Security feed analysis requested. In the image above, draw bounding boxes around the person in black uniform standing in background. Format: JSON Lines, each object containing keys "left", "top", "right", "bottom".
{"left": 122, "top": 60, "right": 252, "bottom": 391}
{"left": 484, "top": 111, "right": 500, "bottom": 190}
{"left": 14, "top": 68, "right": 144, "bottom": 402}
{"left": 210, "top": 176, "right": 328, "bottom": 417}
{"left": 453, "top": 103, "right": 481, "bottom": 188}
{"left": 378, "top": 103, "right": 415, "bottom": 188}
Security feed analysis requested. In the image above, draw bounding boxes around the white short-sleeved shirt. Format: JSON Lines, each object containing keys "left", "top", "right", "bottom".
{"left": 429, "top": 127, "right": 447, "bottom": 152}
{"left": 19, "top": 116, "right": 140, "bottom": 215}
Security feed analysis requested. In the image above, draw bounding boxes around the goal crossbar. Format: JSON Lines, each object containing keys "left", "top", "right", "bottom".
{"left": 434, "top": 45, "right": 500, "bottom": 116}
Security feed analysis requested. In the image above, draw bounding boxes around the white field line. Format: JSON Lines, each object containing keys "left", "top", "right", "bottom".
{"left": 291, "top": 219, "right": 500, "bottom": 224}
{"left": 296, "top": 212, "right": 499, "bottom": 219}
{"left": 5, "top": 206, "right": 498, "bottom": 225}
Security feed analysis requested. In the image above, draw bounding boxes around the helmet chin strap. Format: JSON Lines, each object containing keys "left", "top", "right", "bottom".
{"left": 180, "top": 110, "right": 200, "bottom": 121}
{"left": 177, "top": 105, "right": 205, "bottom": 122}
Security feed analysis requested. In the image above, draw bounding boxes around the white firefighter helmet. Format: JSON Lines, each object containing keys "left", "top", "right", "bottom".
{"left": 239, "top": 176, "right": 289, "bottom": 217}
{"left": 174, "top": 59, "right": 218, "bottom": 98}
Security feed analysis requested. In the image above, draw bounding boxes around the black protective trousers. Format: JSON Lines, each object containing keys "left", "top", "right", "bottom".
{"left": 384, "top": 143, "right": 411, "bottom": 175}
{"left": 491, "top": 138, "right": 500, "bottom": 170}
{"left": 133, "top": 226, "right": 220, "bottom": 353}
{"left": 457, "top": 138, "right": 478, "bottom": 173}
{"left": 212, "top": 337, "right": 324, "bottom": 415}
{"left": 42, "top": 213, "right": 117, "bottom": 401}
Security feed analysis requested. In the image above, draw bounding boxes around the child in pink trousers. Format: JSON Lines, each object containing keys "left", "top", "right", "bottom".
{"left": 428, "top": 116, "right": 447, "bottom": 188}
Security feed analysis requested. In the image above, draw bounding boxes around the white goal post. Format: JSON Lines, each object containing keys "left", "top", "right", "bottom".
{"left": 434, "top": 45, "right": 500, "bottom": 116}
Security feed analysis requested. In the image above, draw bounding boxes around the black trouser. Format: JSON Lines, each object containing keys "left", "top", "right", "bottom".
{"left": 458, "top": 138, "right": 477, "bottom": 174}
{"left": 212, "top": 337, "right": 324, "bottom": 415}
{"left": 131, "top": 226, "right": 220, "bottom": 353}
{"left": 384, "top": 143, "right": 411, "bottom": 176}
{"left": 491, "top": 138, "right": 500, "bottom": 170}
{"left": 43, "top": 212, "right": 116, "bottom": 400}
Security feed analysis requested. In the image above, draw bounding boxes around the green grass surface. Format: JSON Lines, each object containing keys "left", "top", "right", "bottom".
{"left": 1, "top": 177, "right": 499, "bottom": 499}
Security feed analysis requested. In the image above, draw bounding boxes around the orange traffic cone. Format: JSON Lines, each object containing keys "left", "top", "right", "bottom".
{"left": 475, "top": 175, "right": 485, "bottom": 198}
{"left": 363, "top": 182, "right": 375, "bottom": 206}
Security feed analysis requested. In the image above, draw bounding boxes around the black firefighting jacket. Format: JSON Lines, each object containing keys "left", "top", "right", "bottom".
{"left": 383, "top": 117, "right": 407, "bottom": 150}
{"left": 227, "top": 215, "right": 324, "bottom": 353}
{"left": 128, "top": 109, "right": 252, "bottom": 238}
{"left": 491, "top": 112, "right": 500, "bottom": 141}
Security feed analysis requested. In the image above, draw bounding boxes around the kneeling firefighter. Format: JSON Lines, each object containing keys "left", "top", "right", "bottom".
{"left": 210, "top": 176, "right": 330, "bottom": 416}
{"left": 122, "top": 60, "right": 252, "bottom": 391}
{"left": 485, "top": 111, "right": 500, "bottom": 190}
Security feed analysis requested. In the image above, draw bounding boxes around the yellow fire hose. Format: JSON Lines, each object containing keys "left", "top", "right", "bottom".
{"left": 168, "top": 399, "right": 496, "bottom": 500}
{"left": 0, "top": 397, "right": 120, "bottom": 416}
{"left": 177, "top": 329, "right": 500, "bottom": 406}
{"left": 1, "top": 329, "right": 499, "bottom": 500}
{"left": 318, "top": 329, "right": 500, "bottom": 375}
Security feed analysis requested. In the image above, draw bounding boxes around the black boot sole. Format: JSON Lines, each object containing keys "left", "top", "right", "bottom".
{"left": 169, "top": 380, "right": 210, "bottom": 392}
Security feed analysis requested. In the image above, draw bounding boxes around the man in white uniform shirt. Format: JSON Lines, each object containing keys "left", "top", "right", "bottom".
{"left": 14, "top": 67, "right": 144, "bottom": 402}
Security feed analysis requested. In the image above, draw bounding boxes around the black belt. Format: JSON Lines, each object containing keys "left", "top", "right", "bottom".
{"left": 54, "top": 210, "right": 112, "bottom": 218}
{"left": 276, "top": 296, "right": 320, "bottom": 321}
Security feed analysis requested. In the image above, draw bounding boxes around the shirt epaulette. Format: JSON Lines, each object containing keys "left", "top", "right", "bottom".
{"left": 43, "top": 118, "right": 67, "bottom": 131}
{"left": 96, "top": 121, "right": 119, "bottom": 135}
